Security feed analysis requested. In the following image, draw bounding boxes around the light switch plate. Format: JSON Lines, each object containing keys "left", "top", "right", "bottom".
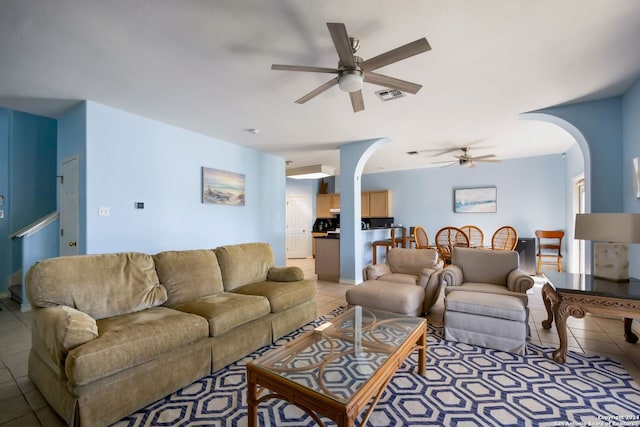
{"left": 98, "top": 207, "right": 110, "bottom": 216}
{"left": 0, "top": 210, "right": 4, "bottom": 219}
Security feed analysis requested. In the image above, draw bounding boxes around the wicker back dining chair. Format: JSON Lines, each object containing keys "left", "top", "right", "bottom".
{"left": 413, "top": 226, "right": 431, "bottom": 249}
{"left": 435, "top": 226, "right": 470, "bottom": 264}
{"left": 491, "top": 226, "right": 518, "bottom": 251}
{"left": 459, "top": 225, "right": 485, "bottom": 248}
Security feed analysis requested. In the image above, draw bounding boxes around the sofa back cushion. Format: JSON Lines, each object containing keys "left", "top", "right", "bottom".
{"left": 215, "top": 243, "right": 275, "bottom": 291}
{"left": 26, "top": 253, "right": 167, "bottom": 320}
{"left": 387, "top": 248, "right": 439, "bottom": 274}
{"left": 153, "top": 249, "right": 224, "bottom": 306}
{"left": 452, "top": 247, "right": 519, "bottom": 286}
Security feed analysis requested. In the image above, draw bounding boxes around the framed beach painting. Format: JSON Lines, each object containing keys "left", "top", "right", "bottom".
{"left": 454, "top": 187, "right": 497, "bottom": 213}
{"left": 202, "top": 167, "right": 245, "bottom": 206}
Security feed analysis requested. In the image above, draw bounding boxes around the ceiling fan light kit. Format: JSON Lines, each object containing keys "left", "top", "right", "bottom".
{"left": 338, "top": 70, "right": 364, "bottom": 92}
{"left": 271, "top": 22, "right": 431, "bottom": 112}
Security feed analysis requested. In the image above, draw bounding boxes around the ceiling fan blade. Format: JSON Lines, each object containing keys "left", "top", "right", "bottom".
{"left": 295, "top": 77, "right": 339, "bottom": 104}
{"left": 361, "top": 38, "right": 431, "bottom": 72}
{"left": 272, "top": 64, "right": 339, "bottom": 73}
{"left": 468, "top": 154, "right": 496, "bottom": 161}
{"left": 364, "top": 72, "right": 422, "bottom": 94}
{"left": 421, "top": 147, "right": 464, "bottom": 157}
{"left": 473, "top": 159, "right": 502, "bottom": 163}
{"left": 439, "top": 162, "right": 457, "bottom": 168}
{"left": 432, "top": 160, "right": 457, "bottom": 164}
{"left": 327, "top": 23, "right": 356, "bottom": 68}
{"left": 349, "top": 90, "right": 364, "bottom": 112}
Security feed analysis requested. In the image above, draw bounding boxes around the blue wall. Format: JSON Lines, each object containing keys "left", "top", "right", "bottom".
{"left": 360, "top": 153, "right": 567, "bottom": 242}
{"left": 623, "top": 80, "right": 640, "bottom": 278}
{"left": 0, "top": 110, "right": 10, "bottom": 293}
{"left": 59, "top": 101, "right": 287, "bottom": 263}
{"left": 0, "top": 109, "right": 57, "bottom": 293}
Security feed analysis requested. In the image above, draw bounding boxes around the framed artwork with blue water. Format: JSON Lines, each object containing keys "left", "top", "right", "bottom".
{"left": 454, "top": 187, "right": 497, "bottom": 213}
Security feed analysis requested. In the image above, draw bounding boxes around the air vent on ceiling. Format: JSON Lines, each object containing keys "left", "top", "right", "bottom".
{"left": 375, "top": 89, "right": 405, "bottom": 101}
{"left": 406, "top": 150, "right": 419, "bottom": 155}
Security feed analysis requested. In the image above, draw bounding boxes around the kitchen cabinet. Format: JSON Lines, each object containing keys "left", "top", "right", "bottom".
{"left": 316, "top": 193, "right": 340, "bottom": 218}
{"left": 362, "top": 190, "right": 392, "bottom": 218}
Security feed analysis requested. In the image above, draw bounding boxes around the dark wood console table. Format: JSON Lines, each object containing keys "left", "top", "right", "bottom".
{"left": 541, "top": 272, "right": 640, "bottom": 363}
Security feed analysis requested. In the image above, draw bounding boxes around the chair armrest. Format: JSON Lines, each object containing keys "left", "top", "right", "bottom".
{"left": 417, "top": 267, "right": 441, "bottom": 289}
{"left": 364, "top": 263, "right": 392, "bottom": 280}
{"left": 441, "top": 265, "right": 463, "bottom": 286}
{"left": 32, "top": 306, "right": 98, "bottom": 369}
{"left": 267, "top": 266, "right": 304, "bottom": 282}
{"left": 506, "top": 269, "right": 535, "bottom": 293}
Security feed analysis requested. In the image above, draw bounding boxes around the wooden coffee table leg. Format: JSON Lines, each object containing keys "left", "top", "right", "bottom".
{"left": 418, "top": 324, "right": 427, "bottom": 376}
{"left": 624, "top": 318, "right": 639, "bottom": 343}
{"left": 541, "top": 283, "right": 557, "bottom": 330}
{"left": 246, "top": 369, "right": 258, "bottom": 427}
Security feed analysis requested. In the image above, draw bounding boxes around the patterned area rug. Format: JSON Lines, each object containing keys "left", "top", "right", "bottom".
{"left": 113, "top": 308, "right": 640, "bottom": 427}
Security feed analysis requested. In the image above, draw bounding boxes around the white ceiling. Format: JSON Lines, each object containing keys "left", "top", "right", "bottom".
{"left": 2, "top": 1, "right": 640, "bottom": 175}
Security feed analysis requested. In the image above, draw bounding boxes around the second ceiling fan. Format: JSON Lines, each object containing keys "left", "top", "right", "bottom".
{"left": 432, "top": 147, "right": 502, "bottom": 168}
{"left": 271, "top": 23, "right": 431, "bottom": 113}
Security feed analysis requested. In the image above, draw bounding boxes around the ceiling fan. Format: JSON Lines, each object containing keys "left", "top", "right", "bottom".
{"left": 271, "top": 23, "right": 431, "bottom": 113}
{"left": 432, "top": 147, "right": 502, "bottom": 168}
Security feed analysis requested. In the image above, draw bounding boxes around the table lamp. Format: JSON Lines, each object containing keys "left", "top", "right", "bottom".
{"left": 574, "top": 213, "right": 640, "bottom": 281}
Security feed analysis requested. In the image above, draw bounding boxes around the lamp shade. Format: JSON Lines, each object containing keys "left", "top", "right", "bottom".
{"left": 286, "top": 164, "right": 335, "bottom": 180}
{"left": 574, "top": 213, "right": 640, "bottom": 243}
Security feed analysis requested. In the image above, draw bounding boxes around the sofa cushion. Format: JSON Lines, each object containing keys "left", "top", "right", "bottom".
{"left": 452, "top": 247, "right": 519, "bottom": 286}
{"left": 26, "top": 253, "right": 167, "bottom": 320}
{"left": 174, "top": 292, "right": 270, "bottom": 336}
{"left": 231, "top": 279, "right": 316, "bottom": 313}
{"left": 215, "top": 243, "right": 275, "bottom": 291}
{"left": 153, "top": 249, "right": 224, "bottom": 306}
{"left": 445, "top": 291, "right": 527, "bottom": 322}
{"left": 65, "top": 307, "right": 208, "bottom": 386}
{"left": 387, "top": 248, "right": 439, "bottom": 274}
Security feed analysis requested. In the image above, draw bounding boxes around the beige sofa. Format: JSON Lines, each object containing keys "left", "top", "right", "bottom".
{"left": 26, "top": 242, "right": 316, "bottom": 427}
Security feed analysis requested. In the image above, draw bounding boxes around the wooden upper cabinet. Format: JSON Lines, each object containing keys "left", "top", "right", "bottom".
{"left": 316, "top": 193, "right": 341, "bottom": 218}
{"left": 362, "top": 190, "right": 392, "bottom": 218}
{"left": 361, "top": 193, "right": 370, "bottom": 217}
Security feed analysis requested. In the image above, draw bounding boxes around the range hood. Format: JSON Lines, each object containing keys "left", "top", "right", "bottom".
{"left": 329, "top": 208, "right": 340, "bottom": 214}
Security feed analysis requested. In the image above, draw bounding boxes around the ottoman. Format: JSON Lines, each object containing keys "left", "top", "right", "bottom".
{"left": 444, "top": 291, "right": 528, "bottom": 355}
{"left": 346, "top": 280, "right": 424, "bottom": 316}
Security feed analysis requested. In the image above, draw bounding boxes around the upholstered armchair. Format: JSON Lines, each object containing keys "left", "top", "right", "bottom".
{"left": 441, "top": 247, "right": 534, "bottom": 303}
{"left": 362, "top": 247, "right": 444, "bottom": 314}
{"left": 441, "top": 247, "right": 535, "bottom": 354}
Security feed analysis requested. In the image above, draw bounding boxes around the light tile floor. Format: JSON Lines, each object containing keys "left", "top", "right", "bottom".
{"left": 0, "top": 259, "right": 638, "bottom": 426}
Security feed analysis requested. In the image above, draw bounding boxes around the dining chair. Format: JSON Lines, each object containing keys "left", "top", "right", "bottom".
{"left": 413, "top": 226, "right": 431, "bottom": 249}
{"left": 535, "top": 230, "right": 564, "bottom": 273}
{"left": 435, "top": 226, "right": 469, "bottom": 264}
{"left": 372, "top": 227, "right": 405, "bottom": 264}
{"left": 491, "top": 226, "right": 518, "bottom": 251}
{"left": 459, "top": 225, "right": 484, "bottom": 248}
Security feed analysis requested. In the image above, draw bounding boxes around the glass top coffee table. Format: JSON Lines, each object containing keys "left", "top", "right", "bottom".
{"left": 246, "top": 306, "right": 427, "bottom": 427}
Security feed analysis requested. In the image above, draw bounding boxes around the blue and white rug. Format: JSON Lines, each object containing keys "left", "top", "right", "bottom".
{"left": 113, "top": 308, "right": 640, "bottom": 426}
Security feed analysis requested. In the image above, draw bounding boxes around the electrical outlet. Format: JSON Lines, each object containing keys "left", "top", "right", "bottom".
{"left": 98, "top": 207, "right": 110, "bottom": 216}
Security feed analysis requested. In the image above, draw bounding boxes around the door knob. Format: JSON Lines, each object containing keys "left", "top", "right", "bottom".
{"left": 69, "top": 241, "right": 77, "bottom": 247}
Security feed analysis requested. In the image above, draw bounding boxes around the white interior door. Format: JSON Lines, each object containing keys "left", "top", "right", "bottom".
{"left": 286, "top": 195, "right": 310, "bottom": 259}
{"left": 60, "top": 156, "right": 79, "bottom": 256}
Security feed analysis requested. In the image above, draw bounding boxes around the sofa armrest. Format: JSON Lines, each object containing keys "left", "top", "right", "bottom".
{"left": 506, "top": 268, "right": 535, "bottom": 293}
{"left": 32, "top": 306, "right": 98, "bottom": 369}
{"left": 441, "top": 265, "right": 463, "bottom": 286}
{"left": 267, "top": 266, "right": 304, "bottom": 282}
{"left": 364, "top": 263, "right": 392, "bottom": 280}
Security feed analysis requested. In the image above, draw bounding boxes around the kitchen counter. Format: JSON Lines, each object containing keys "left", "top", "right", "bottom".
{"left": 315, "top": 237, "right": 340, "bottom": 281}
